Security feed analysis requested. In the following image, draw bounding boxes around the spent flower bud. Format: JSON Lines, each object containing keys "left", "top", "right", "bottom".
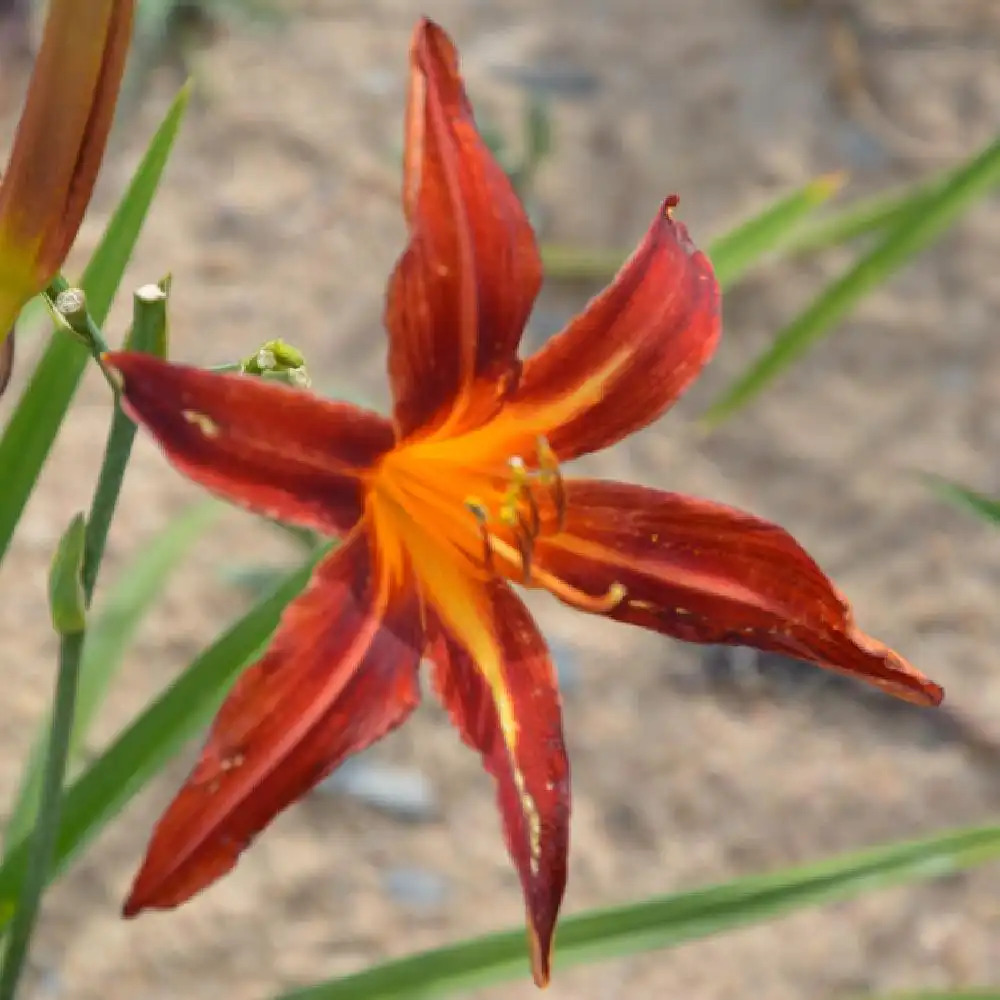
{"left": 0, "top": 0, "right": 135, "bottom": 342}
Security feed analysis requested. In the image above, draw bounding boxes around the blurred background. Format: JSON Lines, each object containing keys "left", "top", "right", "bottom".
{"left": 2, "top": 1, "right": 1000, "bottom": 997}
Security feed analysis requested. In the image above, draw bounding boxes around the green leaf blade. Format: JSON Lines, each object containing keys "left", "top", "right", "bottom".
{"left": 709, "top": 172, "right": 845, "bottom": 289}
{"left": 4, "top": 503, "right": 220, "bottom": 850}
{"left": 923, "top": 475, "right": 1000, "bottom": 526}
{"left": 860, "top": 993, "right": 1000, "bottom": 1000}
{"left": 539, "top": 173, "right": 843, "bottom": 288}
{"left": 274, "top": 823, "right": 1000, "bottom": 1000}
{"left": 0, "top": 85, "right": 190, "bottom": 566}
{"left": 704, "top": 134, "right": 1000, "bottom": 426}
{"left": 0, "top": 547, "right": 324, "bottom": 923}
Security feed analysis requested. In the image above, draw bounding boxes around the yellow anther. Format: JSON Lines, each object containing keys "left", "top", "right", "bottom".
{"left": 508, "top": 455, "right": 529, "bottom": 486}
{"left": 463, "top": 444, "right": 569, "bottom": 581}
{"left": 499, "top": 503, "right": 520, "bottom": 529}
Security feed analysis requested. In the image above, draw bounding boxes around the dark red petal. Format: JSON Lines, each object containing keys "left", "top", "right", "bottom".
{"left": 385, "top": 19, "right": 542, "bottom": 439}
{"left": 107, "top": 352, "right": 393, "bottom": 535}
{"left": 509, "top": 199, "right": 720, "bottom": 461}
{"left": 124, "top": 530, "right": 423, "bottom": 915}
{"left": 428, "top": 582, "right": 569, "bottom": 987}
{"left": 534, "top": 480, "right": 943, "bottom": 706}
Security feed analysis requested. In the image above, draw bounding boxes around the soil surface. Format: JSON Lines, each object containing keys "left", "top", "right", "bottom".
{"left": 3, "top": 1, "right": 1000, "bottom": 998}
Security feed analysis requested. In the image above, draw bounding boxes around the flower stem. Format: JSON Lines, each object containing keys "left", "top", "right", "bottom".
{"left": 81, "top": 401, "right": 137, "bottom": 601}
{"left": 0, "top": 416, "right": 139, "bottom": 993}
{"left": 0, "top": 631, "right": 84, "bottom": 1000}
{"left": 0, "top": 283, "right": 170, "bottom": 994}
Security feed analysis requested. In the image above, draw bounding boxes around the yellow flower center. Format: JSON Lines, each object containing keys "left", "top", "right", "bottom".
{"left": 367, "top": 431, "right": 625, "bottom": 613}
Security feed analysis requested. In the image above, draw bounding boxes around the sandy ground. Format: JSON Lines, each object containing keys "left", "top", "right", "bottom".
{"left": 3, "top": 1, "right": 1000, "bottom": 997}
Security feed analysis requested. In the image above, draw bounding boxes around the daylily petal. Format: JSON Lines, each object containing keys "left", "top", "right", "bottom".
{"left": 124, "top": 530, "right": 423, "bottom": 915}
{"left": 534, "top": 480, "right": 943, "bottom": 706}
{"left": 385, "top": 18, "right": 542, "bottom": 440}
{"left": 107, "top": 352, "right": 394, "bottom": 535}
{"left": 428, "top": 582, "right": 569, "bottom": 988}
{"left": 507, "top": 200, "right": 720, "bottom": 461}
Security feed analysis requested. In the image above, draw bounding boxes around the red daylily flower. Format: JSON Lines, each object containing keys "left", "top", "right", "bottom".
{"left": 110, "top": 19, "right": 942, "bottom": 987}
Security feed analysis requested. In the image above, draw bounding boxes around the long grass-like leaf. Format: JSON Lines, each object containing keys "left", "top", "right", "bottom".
{"left": 703, "top": 135, "right": 1000, "bottom": 426}
{"left": 0, "top": 84, "right": 190, "bottom": 565}
{"left": 708, "top": 172, "right": 845, "bottom": 288}
{"left": 275, "top": 822, "right": 1000, "bottom": 999}
{"left": 859, "top": 993, "right": 1000, "bottom": 1000}
{"left": 780, "top": 165, "right": 957, "bottom": 257}
{"left": 540, "top": 173, "right": 844, "bottom": 287}
{"left": 923, "top": 475, "right": 1000, "bottom": 526}
{"left": 0, "top": 546, "right": 324, "bottom": 929}
{"left": 0, "top": 517, "right": 87, "bottom": 997}
{"left": 3, "top": 503, "right": 220, "bottom": 850}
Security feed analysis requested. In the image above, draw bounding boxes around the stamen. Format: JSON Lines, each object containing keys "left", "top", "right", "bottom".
{"left": 536, "top": 436, "right": 567, "bottom": 531}
{"left": 500, "top": 504, "right": 533, "bottom": 583}
{"left": 462, "top": 444, "right": 570, "bottom": 583}
{"left": 508, "top": 455, "right": 528, "bottom": 486}
{"left": 522, "top": 484, "right": 541, "bottom": 539}
{"left": 508, "top": 456, "right": 541, "bottom": 539}
{"left": 465, "top": 497, "right": 495, "bottom": 573}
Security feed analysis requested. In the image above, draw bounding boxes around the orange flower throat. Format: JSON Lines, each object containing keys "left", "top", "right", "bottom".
{"left": 368, "top": 432, "right": 626, "bottom": 614}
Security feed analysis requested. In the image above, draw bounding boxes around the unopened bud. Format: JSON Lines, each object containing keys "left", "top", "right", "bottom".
{"left": 241, "top": 339, "right": 310, "bottom": 388}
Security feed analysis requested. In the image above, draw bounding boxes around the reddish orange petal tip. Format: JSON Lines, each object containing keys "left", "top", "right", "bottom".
{"left": 879, "top": 645, "right": 943, "bottom": 707}
{"left": 528, "top": 922, "right": 552, "bottom": 988}
{"left": 533, "top": 481, "right": 944, "bottom": 709}
{"left": 410, "top": 16, "right": 448, "bottom": 54}
{"left": 427, "top": 586, "right": 568, "bottom": 990}
{"left": 924, "top": 682, "right": 944, "bottom": 706}
{"left": 387, "top": 15, "right": 542, "bottom": 437}
{"left": 122, "top": 539, "right": 423, "bottom": 917}
{"left": 510, "top": 202, "right": 720, "bottom": 461}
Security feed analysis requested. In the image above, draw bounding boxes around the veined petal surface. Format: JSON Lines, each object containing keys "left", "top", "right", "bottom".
{"left": 386, "top": 19, "right": 542, "bottom": 439}
{"left": 507, "top": 201, "right": 720, "bottom": 460}
{"left": 534, "top": 480, "right": 942, "bottom": 706}
{"left": 124, "top": 531, "right": 424, "bottom": 914}
{"left": 108, "top": 352, "right": 394, "bottom": 535}
{"left": 428, "top": 581, "right": 569, "bottom": 987}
